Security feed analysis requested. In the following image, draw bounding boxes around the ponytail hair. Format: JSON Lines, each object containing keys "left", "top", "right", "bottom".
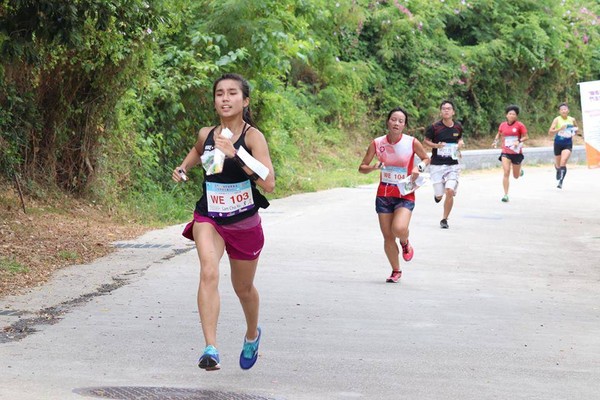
{"left": 213, "top": 73, "right": 258, "bottom": 129}
{"left": 242, "top": 105, "right": 257, "bottom": 129}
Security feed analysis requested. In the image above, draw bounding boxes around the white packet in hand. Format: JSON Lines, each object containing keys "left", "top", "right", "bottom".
{"left": 397, "top": 174, "right": 429, "bottom": 196}
{"left": 203, "top": 127, "right": 234, "bottom": 175}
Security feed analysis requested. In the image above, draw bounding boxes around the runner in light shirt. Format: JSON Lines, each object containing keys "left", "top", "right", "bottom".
{"left": 548, "top": 103, "right": 581, "bottom": 189}
{"left": 359, "top": 107, "right": 430, "bottom": 283}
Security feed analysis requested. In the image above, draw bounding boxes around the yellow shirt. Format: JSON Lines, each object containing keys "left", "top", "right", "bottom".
{"left": 555, "top": 116, "right": 575, "bottom": 130}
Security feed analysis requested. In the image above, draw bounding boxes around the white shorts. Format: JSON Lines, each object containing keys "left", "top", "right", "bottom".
{"left": 430, "top": 164, "right": 461, "bottom": 197}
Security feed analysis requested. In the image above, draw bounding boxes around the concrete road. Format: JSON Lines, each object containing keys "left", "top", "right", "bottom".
{"left": 1, "top": 164, "right": 599, "bottom": 400}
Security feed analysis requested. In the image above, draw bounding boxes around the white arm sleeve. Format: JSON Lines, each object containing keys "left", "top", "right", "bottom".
{"left": 237, "top": 147, "right": 270, "bottom": 180}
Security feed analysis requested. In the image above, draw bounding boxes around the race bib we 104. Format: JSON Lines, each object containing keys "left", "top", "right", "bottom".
{"left": 381, "top": 166, "right": 407, "bottom": 185}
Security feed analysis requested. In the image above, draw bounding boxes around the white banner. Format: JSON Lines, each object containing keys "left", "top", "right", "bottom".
{"left": 578, "top": 80, "right": 600, "bottom": 168}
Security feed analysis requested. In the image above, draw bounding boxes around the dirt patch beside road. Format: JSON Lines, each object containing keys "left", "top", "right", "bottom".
{"left": 0, "top": 184, "right": 150, "bottom": 298}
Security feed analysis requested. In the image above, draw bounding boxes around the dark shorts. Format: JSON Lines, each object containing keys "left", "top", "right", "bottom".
{"left": 375, "top": 196, "right": 415, "bottom": 213}
{"left": 499, "top": 153, "right": 524, "bottom": 165}
{"left": 554, "top": 141, "right": 573, "bottom": 156}
{"left": 182, "top": 212, "right": 264, "bottom": 260}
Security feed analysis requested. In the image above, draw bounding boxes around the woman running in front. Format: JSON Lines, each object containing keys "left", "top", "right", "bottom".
{"left": 492, "top": 104, "right": 528, "bottom": 202}
{"left": 359, "top": 107, "right": 430, "bottom": 283}
{"left": 548, "top": 103, "right": 580, "bottom": 189}
{"left": 172, "top": 73, "right": 275, "bottom": 371}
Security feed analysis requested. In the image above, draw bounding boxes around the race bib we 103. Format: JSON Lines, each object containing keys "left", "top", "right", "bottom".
{"left": 206, "top": 180, "right": 254, "bottom": 217}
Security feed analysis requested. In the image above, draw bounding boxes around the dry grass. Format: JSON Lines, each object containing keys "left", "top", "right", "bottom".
{"left": 0, "top": 183, "right": 150, "bottom": 298}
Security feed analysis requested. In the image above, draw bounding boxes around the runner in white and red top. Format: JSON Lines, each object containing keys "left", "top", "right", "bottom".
{"left": 359, "top": 107, "right": 430, "bottom": 283}
{"left": 492, "top": 104, "right": 528, "bottom": 202}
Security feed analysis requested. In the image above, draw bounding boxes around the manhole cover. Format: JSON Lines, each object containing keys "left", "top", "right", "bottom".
{"left": 74, "top": 387, "right": 279, "bottom": 400}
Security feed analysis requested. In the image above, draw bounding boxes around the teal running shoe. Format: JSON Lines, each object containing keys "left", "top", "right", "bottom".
{"left": 198, "top": 345, "right": 220, "bottom": 371}
{"left": 239, "top": 327, "right": 261, "bottom": 370}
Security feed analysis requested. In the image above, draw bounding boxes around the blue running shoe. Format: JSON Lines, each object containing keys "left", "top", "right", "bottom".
{"left": 239, "top": 327, "right": 261, "bottom": 370}
{"left": 198, "top": 345, "right": 220, "bottom": 371}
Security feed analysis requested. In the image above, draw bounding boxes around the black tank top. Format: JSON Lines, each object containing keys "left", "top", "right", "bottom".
{"left": 195, "top": 124, "right": 270, "bottom": 225}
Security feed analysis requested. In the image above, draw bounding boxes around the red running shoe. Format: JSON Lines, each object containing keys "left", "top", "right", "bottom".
{"left": 386, "top": 270, "right": 402, "bottom": 283}
{"left": 401, "top": 240, "right": 414, "bottom": 261}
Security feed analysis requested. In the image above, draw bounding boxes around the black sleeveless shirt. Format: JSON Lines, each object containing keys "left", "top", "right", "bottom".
{"left": 195, "top": 124, "right": 270, "bottom": 225}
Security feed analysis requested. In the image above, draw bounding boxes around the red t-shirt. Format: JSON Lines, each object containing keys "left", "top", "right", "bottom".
{"left": 498, "top": 121, "right": 527, "bottom": 154}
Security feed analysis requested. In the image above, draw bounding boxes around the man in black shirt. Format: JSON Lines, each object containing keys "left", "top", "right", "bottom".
{"left": 423, "top": 100, "right": 464, "bottom": 229}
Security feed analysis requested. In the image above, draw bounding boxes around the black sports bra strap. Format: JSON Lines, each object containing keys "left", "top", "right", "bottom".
{"left": 242, "top": 122, "right": 252, "bottom": 135}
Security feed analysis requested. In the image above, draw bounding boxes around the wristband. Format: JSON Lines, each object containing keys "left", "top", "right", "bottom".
{"left": 233, "top": 151, "right": 246, "bottom": 167}
{"left": 417, "top": 162, "right": 426, "bottom": 173}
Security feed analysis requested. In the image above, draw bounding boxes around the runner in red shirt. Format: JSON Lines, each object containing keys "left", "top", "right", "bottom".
{"left": 492, "top": 105, "right": 528, "bottom": 202}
